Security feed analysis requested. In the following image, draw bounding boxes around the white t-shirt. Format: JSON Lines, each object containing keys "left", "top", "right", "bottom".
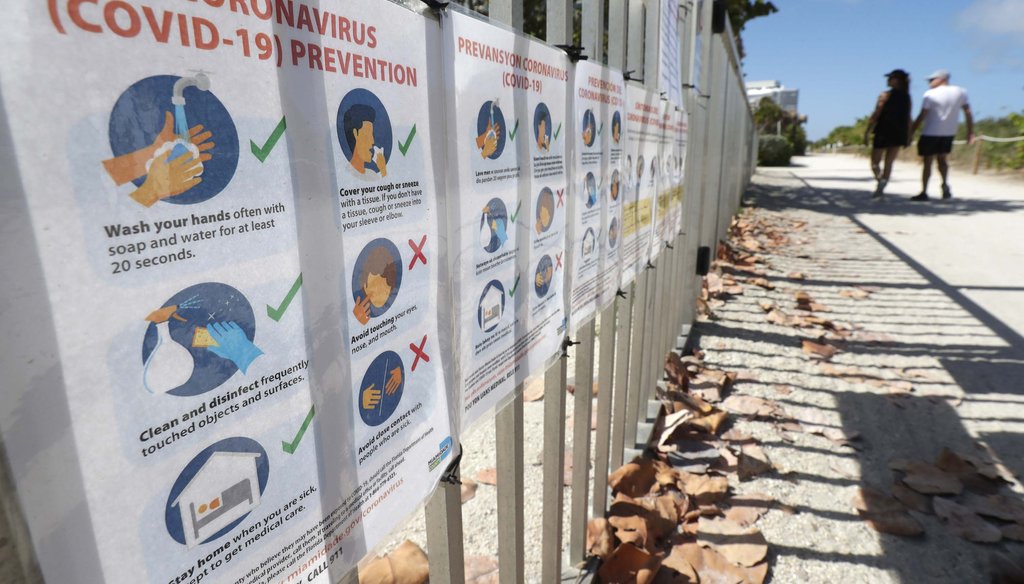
{"left": 921, "top": 85, "right": 969, "bottom": 137}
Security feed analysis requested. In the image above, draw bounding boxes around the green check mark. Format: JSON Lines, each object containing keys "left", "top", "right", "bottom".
{"left": 267, "top": 273, "right": 303, "bottom": 321}
{"left": 508, "top": 119, "right": 520, "bottom": 141}
{"left": 251, "top": 116, "right": 287, "bottom": 162}
{"left": 282, "top": 405, "right": 315, "bottom": 454}
{"left": 509, "top": 200, "right": 523, "bottom": 222}
{"left": 509, "top": 274, "right": 521, "bottom": 297}
{"left": 597, "top": 122, "right": 604, "bottom": 136}
{"left": 553, "top": 122, "right": 562, "bottom": 141}
{"left": 398, "top": 124, "right": 417, "bottom": 156}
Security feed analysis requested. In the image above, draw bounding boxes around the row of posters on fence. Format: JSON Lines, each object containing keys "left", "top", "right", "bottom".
{"left": 0, "top": 2, "right": 687, "bottom": 583}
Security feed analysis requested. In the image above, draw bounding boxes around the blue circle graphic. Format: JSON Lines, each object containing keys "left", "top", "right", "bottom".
{"left": 581, "top": 109, "right": 597, "bottom": 147}
{"left": 109, "top": 75, "right": 239, "bottom": 205}
{"left": 610, "top": 170, "right": 621, "bottom": 201}
{"left": 480, "top": 197, "right": 509, "bottom": 253}
{"left": 476, "top": 101, "right": 507, "bottom": 160}
{"left": 350, "top": 238, "right": 403, "bottom": 321}
{"left": 164, "top": 437, "right": 269, "bottom": 546}
{"left": 584, "top": 172, "right": 598, "bottom": 209}
{"left": 608, "top": 217, "right": 619, "bottom": 249}
{"left": 337, "top": 88, "right": 393, "bottom": 177}
{"left": 141, "top": 282, "right": 256, "bottom": 397}
{"left": 612, "top": 111, "right": 622, "bottom": 144}
{"left": 533, "top": 102, "right": 552, "bottom": 152}
{"left": 477, "top": 280, "right": 506, "bottom": 332}
{"left": 359, "top": 350, "right": 405, "bottom": 426}
{"left": 535, "top": 187, "right": 555, "bottom": 234}
{"left": 534, "top": 255, "right": 554, "bottom": 298}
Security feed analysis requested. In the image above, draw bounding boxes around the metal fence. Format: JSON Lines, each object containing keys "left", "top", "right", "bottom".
{"left": 416, "top": 0, "right": 755, "bottom": 581}
{"left": 0, "top": 0, "right": 755, "bottom": 582}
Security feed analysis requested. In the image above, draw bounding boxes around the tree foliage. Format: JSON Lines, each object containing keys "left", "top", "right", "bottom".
{"left": 726, "top": 0, "right": 778, "bottom": 59}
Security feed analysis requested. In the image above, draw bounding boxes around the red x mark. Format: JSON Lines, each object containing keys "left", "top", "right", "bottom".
{"left": 556, "top": 188, "right": 565, "bottom": 207}
{"left": 408, "top": 235, "right": 427, "bottom": 270}
{"left": 410, "top": 334, "right": 430, "bottom": 371}
{"left": 555, "top": 252, "right": 563, "bottom": 269}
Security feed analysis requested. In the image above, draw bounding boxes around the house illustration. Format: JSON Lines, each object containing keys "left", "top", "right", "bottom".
{"left": 480, "top": 284, "right": 504, "bottom": 331}
{"left": 172, "top": 451, "right": 263, "bottom": 548}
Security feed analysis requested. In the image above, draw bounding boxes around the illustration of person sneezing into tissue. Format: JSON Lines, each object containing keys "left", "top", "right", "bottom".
{"left": 337, "top": 89, "right": 393, "bottom": 182}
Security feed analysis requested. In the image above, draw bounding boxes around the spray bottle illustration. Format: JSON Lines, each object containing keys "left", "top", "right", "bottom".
{"left": 488, "top": 98, "right": 499, "bottom": 143}
{"left": 143, "top": 302, "right": 197, "bottom": 394}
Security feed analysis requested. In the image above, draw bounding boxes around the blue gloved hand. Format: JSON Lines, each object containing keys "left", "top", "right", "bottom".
{"left": 493, "top": 217, "right": 508, "bottom": 246}
{"left": 207, "top": 321, "right": 263, "bottom": 374}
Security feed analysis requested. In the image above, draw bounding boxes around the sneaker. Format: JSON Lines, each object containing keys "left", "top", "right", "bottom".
{"left": 911, "top": 193, "right": 929, "bottom": 201}
{"left": 942, "top": 184, "right": 953, "bottom": 199}
{"left": 873, "top": 179, "right": 887, "bottom": 199}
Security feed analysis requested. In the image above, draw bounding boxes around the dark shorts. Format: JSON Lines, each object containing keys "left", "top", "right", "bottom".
{"left": 918, "top": 135, "right": 954, "bottom": 157}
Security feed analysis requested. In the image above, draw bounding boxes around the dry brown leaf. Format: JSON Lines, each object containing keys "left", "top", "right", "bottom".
{"left": 690, "top": 409, "right": 728, "bottom": 435}
{"left": 891, "top": 483, "right": 932, "bottom": 514}
{"left": 900, "top": 462, "right": 964, "bottom": 495}
{"left": 523, "top": 376, "right": 545, "bottom": 402}
{"left": 773, "top": 385, "right": 793, "bottom": 396}
{"left": 720, "top": 428, "right": 753, "bottom": 443}
{"left": 787, "top": 271, "right": 806, "bottom": 280}
{"left": 851, "top": 486, "right": 924, "bottom": 537}
{"left": 839, "top": 289, "right": 871, "bottom": 300}
{"left": 678, "top": 542, "right": 765, "bottom": 584}
{"left": 697, "top": 517, "right": 769, "bottom": 567}
{"left": 737, "top": 444, "right": 773, "bottom": 480}
{"left": 801, "top": 339, "right": 837, "bottom": 360}
{"left": 721, "top": 395, "right": 780, "bottom": 418}
{"left": 681, "top": 473, "right": 730, "bottom": 506}
{"left": 887, "top": 381, "right": 914, "bottom": 395}
{"left": 610, "top": 459, "right": 659, "bottom": 498}
{"left": 464, "top": 556, "right": 500, "bottom": 583}
{"left": 587, "top": 518, "right": 617, "bottom": 559}
{"left": 597, "top": 543, "right": 662, "bottom": 584}
{"left": 723, "top": 493, "right": 773, "bottom": 527}
{"left": 935, "top": 448, "right": 1001, "bottom": 492}
{"left": 461, "top": 478, "right": 479, "bottom": 503}
{"left": 654, "top": 545, "right": 699, "bottom": 583}
{"left": 609, "top": 514, "right": 650, "bottom": 549}
{"left": 932, "top": 497, "right": 1002, "bottom": 543}
{"left": 757, "top": 299, "right": 776, "bottom": 312}
{"left": 1001, "top": 524, "right": 1024, "bottom": 542}
{"left": 962, "top": 493, "right": 1024, "bottom": 524}
{"left": 475, "top": 467, "right": 497, "bottom": 486}
{"left": 358, "top": 540, "right": 430, "bottom": 584}
{"left": 748, "top": 277, "right": 775, "bottom": 290}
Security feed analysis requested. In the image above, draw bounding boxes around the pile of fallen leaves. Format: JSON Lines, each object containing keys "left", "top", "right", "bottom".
{"left": 586, "top": 352, "right": 781, "bottom": 583}
{"left": 853, "top": 447, "right": 1023, "bottom": 545}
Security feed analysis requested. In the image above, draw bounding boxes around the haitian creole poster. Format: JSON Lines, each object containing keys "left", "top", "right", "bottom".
{"left": 568, "top": 60, "right": 625, "bottom": 325}
{"left": 653, "top": 98, "right": 675, "bottom": 251}
{"left": 444, "top": 10, "right": 568, "bottom": 430}
{"left": 0, "top": 0, "right": 453, "bottom": 582}
{"left": 668, "top": 105, "right": 689, "bottom": 238}
{"left": 619, "top": 84, "right": 661, "bottom": 287}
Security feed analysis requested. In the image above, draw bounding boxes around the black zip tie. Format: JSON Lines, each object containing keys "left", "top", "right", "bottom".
{"left": 440, "top": 445, "right": 463, "bottom": 485}
{"left": 421, "top": 0, "right": 449, "bottom": 10}
{"left": 562, "top": 336, "right": 580, "bottom": 356}
{"left": 616, "top": 289, "right": 628, "bottom": 299}
{"left": 666, "top": 242, "right": 674, "bottom": 250}
{"left": 624, "top": 70, "right": 643, "bottom": 82}
{"left": 555, "top": 44, "right": 588, "bottom": 63}
{"left": 646, "top": 260, "right": 656, "bottom": 270}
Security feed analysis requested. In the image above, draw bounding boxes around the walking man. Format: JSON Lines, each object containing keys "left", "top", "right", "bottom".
{"left": 910, "top": 69, "right": 974, "bottom": 201}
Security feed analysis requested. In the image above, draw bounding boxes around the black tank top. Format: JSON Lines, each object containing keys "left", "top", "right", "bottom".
{"left": 877, "top": 89, "right": 911, "bottom": 140}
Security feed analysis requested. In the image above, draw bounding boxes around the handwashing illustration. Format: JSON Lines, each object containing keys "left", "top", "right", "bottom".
{"left": 105, "top": 74, "right": 239, "bottom": 207}
{"left": 141, "top": 283, "right": 261, "bottom": 397}
{"left": 475, "top": 99, "right": 505, "bottom": 159}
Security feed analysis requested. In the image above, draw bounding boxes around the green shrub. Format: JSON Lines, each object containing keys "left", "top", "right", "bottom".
{"left": 758, "top": 135, "right": 792, "bottom": 166}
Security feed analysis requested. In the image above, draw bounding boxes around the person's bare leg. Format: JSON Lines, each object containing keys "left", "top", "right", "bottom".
{"left": 938, "top": 154, "right": 952, "bottom": 198}
{"left": 870, "top": 148, "right": 883, "bottom": 181}
{"left": 921, "top": 155, "right": 934, "bottom": 193}
{"left": 882, "top": 147, "right": 900, "bottom": 182}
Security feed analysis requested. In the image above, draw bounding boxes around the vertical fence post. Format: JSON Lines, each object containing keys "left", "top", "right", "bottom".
{"left": 610, "top": 287, "right": 633, "bottom": 468}
{"left": 592, "top": 304, "right": 616, "bottom": 517}
{"left": 488, "top": 4, "right": 527, "bottom": 584}
{"left": 624, "top": 273, "right": 648, "bottom": 451}
{"left": 425, "top": 469, "right": 467, "bottom": 583}
{"left": 541, "top": 354, "right": 569, "bottom": 582}
{"left": 569, "top": 321, "right": 595, "bottom": 565}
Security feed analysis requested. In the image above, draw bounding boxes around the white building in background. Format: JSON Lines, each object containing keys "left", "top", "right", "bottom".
{"left": 746, "top": 80, "right": 799, "bottom": 114}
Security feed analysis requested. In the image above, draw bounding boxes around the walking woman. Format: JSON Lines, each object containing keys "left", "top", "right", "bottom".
{"left": 864, "top": 69, "right": 912, "bottom": 198}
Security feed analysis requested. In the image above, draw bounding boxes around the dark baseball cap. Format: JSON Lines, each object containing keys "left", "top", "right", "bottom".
{"left": 885, "top": 69, "right": 909, "bottom": 79}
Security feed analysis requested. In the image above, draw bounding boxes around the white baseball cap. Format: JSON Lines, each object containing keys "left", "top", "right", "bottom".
{"left": 928, "top": 69, "right": 950, "bottom": 81}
